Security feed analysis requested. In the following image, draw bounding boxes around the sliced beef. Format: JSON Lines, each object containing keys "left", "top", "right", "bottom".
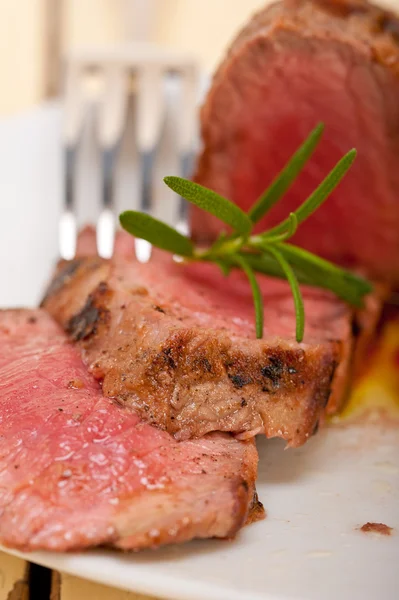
{"left": 0, "top": 309, "right": 259, "bottom": 552}
{"left": 193, "top": 0, "right": 399, "bottom": 285}
{"left": 42, "top": 231, "right": 380, "bottom": 447}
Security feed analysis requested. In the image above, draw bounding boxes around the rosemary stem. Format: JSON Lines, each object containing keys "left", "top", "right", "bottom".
{"left": 194, "top": 236, "right": 244, "bottom": 260}
{"left": 120, "top": 123, "right": 373, "bottom": 343}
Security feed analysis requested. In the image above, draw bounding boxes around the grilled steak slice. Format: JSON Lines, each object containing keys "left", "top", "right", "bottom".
{"left": 0, "top": 309, "right": 259, "bottom": 552}
{"left": 193, "top": 0, "right": 399, "bottom": 285}
{"left": 41, "top": 231, "right": 371, "bottom": 447}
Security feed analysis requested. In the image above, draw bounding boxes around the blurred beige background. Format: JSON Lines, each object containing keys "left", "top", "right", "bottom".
{"left": 1, "top": 0, "right": 398, "bottom": 117}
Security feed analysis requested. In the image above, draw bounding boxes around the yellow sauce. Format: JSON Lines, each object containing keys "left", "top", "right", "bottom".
{"left": 336, "top": 320, "right": 399, "bottom": 422}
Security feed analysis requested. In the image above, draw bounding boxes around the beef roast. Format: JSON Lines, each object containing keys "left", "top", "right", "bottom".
{"left": 42, "top": 230, "right": 381, "bottom": 447}
{"left": 193, "top": 0, "right": 399, "bottom": 285}
{"left": 0, "top": 309, "right": 260, "bottom": 552}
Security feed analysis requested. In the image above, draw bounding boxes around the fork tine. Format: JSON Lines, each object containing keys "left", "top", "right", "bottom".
{"left": 60, "top": 63, "right": 87, "bottom": 260}
{"left": 175, "top": 150, "right": 194, "bottom": 236}
{"left": 59, "top": 148, "right": 77, "bottom": 260}
{"left": 62, "top": 49, "right": 200, "bottom": 263}
{"left": 97, "top": 147, "right": 117, "bottom": 259}
{"left": 176, "top": 64, "right": 199, "bottom": 237}
{"left": 135, "top": 64, "right": 165, "bottom": 263}
{"left": 96, "top": 66, "right": 128, "bottom": 259}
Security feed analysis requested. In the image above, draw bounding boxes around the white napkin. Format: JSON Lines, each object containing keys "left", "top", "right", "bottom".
{"left": 0, "top": 102, "right": 62, "bottom": 307}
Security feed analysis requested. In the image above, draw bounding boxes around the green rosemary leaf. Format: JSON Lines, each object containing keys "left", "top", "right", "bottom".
{"left": 277, "top": 243, "right": 372, "bottom": 306}
{"left": 230, "top": 248, "right": 370, "bottom": 308}
{"left": 119, "top": 211, "right": 194, "bottom": 257}
{"left": 234, "top": 255, "right": 264, "bottom": 339}
{"left": 227, "top": 251, "right": 301, "bottom": 282}
{"left": 284, "top": 212, "right": 298, "bottom": 239}
{"left": 267, "top": 149, "right": 357, "bottom": 237}
{"left": 267, "top": 246, "right": 305, "bottom": 342}
{"left": 279, "top": 244, "right": 372, "bottom": 293}
{"left": 216, "top": 260, "right": 231, "bottom": 277}
{"left": 248, "top": 123, "right": 324, "bottom": 224}
{"left": 120, "top": 125, "right": 372, "bottom": 344}
{"left": 208, "top": 231, "right": 230, "bottom": 252}
{"left": 164, "top": 176, "right": 252, "bottom": 235}
{"left": 208, "top": 231, "right": 241, "bottom": 254}
{"left": 256, "top": 212, "right": 298, "bottom": 244}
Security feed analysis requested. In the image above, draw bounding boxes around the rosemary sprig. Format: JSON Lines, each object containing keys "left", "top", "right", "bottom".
{"left": 266, "top": 245, "right": 304, "bottom": 342}
{"left": 120, "top": 124, "right": 373, "bottom": 342}
{"left": 248, "top": 123, "right": 324, "bottom": 224}
{"left": 234, "top": 254, "right": 264, "bottom": 339}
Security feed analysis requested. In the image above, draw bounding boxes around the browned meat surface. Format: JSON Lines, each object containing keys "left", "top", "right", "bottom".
{"left": 193, "top": 0, "right": 399, "bottom": 286}
{"left": 42, "top": 231, "right": 380, "bottom": 447}
{"left": 0, "top": 309, "right": 260, "bottom": 552}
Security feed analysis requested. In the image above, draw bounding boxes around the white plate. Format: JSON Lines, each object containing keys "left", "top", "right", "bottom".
{"left": 3, "top": 427, "right": 399, "bottom": 600}
{"left": 0, "top": 104, "right": 398, "bottom": 600}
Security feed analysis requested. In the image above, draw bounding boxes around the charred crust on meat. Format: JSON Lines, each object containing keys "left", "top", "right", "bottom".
{"left": 313, "top": 0, "right": 369, "bottom": 18}
{"left": 97, "top": 281, "right": 108, "bottom": 295}
{"left": 351, "top": 316, "right": 362, "bottom": 338}
{"left": 289, "top": 0, "right": 399, "bottom": 72}
{"left": 226, "top": 478, "right": 256, "bottom": 537}
{"left": 150, "top": 334, "right": 194, "bottom": 380}
{"left": 162, "top": 347, "right": 177, "bottom": 369}
{"left": 323, "top": 358, "right": 339, "bottom": 407}
{"left": 252, "top": 490, "right": 261, "bottom": 507}
{"left": 153, "top": 305, "right": 166, "bottom": 314}
{"left": 67, "top": 286, "right": 110, "bottom": 341}
{"left": 261, "top": 356, "right": 284, "bottom": 386}
{"left": 41, "top": 258, "right": 84, "bottom": 303}
{"left": 228, "top": 373, "right": 252, "bottom": 388}
{"left": 140, "top": 333, "right": 330, "bottom": 446}
{"left": 240, "top": 480, "right": 249, "bottom": 492}
{"left": 77, "top": 293, "right": 338, "bottom": 446}
{"left": 199, "top": 357, "right": 212, "bottom": 373}
{"left": 193, "top": 356, "right": 213, "bottom": 373}
{"left": 202, "top": 358, "right": 213, "bottom": 372}
{"left": 323, "top": 389, "right": 332, "bottom": 408}
{"left": 378, "top": 14, "right": 399, "bottom": 41}
{"left": 67, "top": 301, "right": 104, "bottom": 341}
{"left": 110, "top": 397, "right": 124, "bottom": 408}
{"left": 247, "top": 491, "right": 265, "bottom": 524}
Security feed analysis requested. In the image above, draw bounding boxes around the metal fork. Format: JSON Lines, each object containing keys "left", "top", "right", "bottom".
{"left": 60, "top": 45, "right": 200, "bottom": 262}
